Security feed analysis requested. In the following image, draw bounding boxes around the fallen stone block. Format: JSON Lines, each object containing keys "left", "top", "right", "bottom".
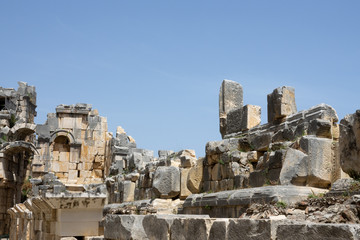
{"left": 153, "top": 166, "right": 180, "bottom": 198}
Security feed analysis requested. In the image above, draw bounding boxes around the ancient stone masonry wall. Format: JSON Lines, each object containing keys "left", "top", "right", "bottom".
{"left": 201, "top": 80, "right": 344, "bottom": 194}
{"left": 34, "top": 104, "right": 112, "bottom": 184}
{"left": 102, "top": 213, "right": 360, "bottom": 240}
{"left": 7, "top": 172, "right": 106, "bottom": 240}
{"left": 6, "top": 80, "right": 360, "bottom": 240}
{"left": 0, "top": 82, "right": 37, "bottom": 236}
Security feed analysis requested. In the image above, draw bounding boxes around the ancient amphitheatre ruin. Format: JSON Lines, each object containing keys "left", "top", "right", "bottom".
{"left": 1, "top": 80, "right": 360, "bottom": 239}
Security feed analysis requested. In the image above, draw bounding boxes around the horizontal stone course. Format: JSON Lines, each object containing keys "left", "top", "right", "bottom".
{"left": 103, "top": 214, "right": 360, "bottom": 240}
{"left": 181, "top": 186, "right": 327, "bottom": 218}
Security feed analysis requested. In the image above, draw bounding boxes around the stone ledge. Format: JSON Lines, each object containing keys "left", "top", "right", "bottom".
{"left": 181, "top": 186, "right": 327, "bottom": 218}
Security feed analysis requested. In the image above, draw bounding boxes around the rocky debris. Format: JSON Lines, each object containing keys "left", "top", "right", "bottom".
{"left": 239, "top": 194, "right": 360, "bottom": 224}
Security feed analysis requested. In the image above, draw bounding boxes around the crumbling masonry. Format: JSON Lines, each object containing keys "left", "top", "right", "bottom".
{"left": 2, "top": 80, "right": 360, "bottom": 239}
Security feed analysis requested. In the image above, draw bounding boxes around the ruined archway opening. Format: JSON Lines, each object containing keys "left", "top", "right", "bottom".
{"left": 13, "top": 128, "right": 35, "bottom": 142}
{"left": 0, "top": 146, "right": 34, "bottom": 235}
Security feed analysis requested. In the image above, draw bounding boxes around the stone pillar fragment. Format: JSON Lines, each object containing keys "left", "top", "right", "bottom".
{"left": 219, "top": 80, "right": 243, "bottom": 137}
{"left": 267, "top": 86, "right": 297, "bottom": 124}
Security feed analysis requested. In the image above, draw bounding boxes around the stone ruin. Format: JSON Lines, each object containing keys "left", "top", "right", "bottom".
{"left": 2, "top": 81, "right": 360, "bottom": 239}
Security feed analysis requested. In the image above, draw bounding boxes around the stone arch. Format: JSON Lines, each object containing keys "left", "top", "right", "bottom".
{"left": 0, "top": 141, "right": 38, "bottom": 155}
{"left": 10, "top": 123, "right": 36, "bottom": 141}
{"left": 50, "top": 130, "right": 76, "bottom": 145}
{"left": 0, "top": 141, "right": 38, "bottom": 235}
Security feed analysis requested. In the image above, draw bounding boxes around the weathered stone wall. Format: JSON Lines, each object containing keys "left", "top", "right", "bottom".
{"left": 34, "top": 104, "right": 112, "bottom": 185}
{"left": 205, "top": 81, "right": 343, "bottom": 193}
{"left": 0, "top": 82, "right": 37, "bottom": 236}
{"left": 102, "top": 214, "right": 360, "bottom": 240}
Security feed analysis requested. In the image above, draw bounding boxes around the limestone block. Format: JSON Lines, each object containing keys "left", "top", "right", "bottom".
{"left": 226, "top": 105, "right": 261, "bottom": 134}
{"left": 153, "top": 166, "right": 180, "bottom": 198}
{"left": 78, "top": 162, "right": 93, "bottom": 171}
{"left": 340, "top": 110, "right": 360, "bottom": 177}
{"left": 187, "top": 158, "right": 204, "bottom": 193}
{"left": 69, "top": 162, "right": 77, "bottom": 170}
{"left": 180, "top": 168, "right": 192, "bottom": 200}
{"left": 275, "top": 222, "right": 360, "bottom": 240}
{"left": 219, "top": 80, "right": 243, "bottom": 137}
{"left": 211, "top": 164, "right": 222, "bottom": 181}
{"left": 206, "top": 138, "right": 239, "bottom": 156}
{"left": 170, "top": 218, "right": 212, "bottom": 240}
{"left": 280, "top": 148, "right": 308, "bottom": 186}
{"left": 158, "top": 150, "right": 174, "bottom": 158}
{"left": 121, "top": 181, "right": 136, "bottom": 202}
{"left": 249, "top": 170, "right": 266, "bottom": 188}
{"left": 104, "top": 215, "right": 147, "bottom": 240}
{"left": 300, "top": 136, "right": 333, "bottom": 187}
{"left": 80, "top": 170, "right": 91, "bottom": 178}
{"left": 267, "top": 86, "right": 297, "bottom": 123}
{"left": 227, "top": 219, "right": 271, "bottom": 240}
{"left": 179, "top": 149, "right": 197, "bottom": 168}
{"left": 226, "top": 108, "right": 243, "bottom": 135}
{"left": 308, "top": 119, "right": 332, "bottom": 138}
{"left": 267, "top": 150, "right": 286, "bottom": 170}
{"left": 68, "top": 170, "right": 78, "bottom": 180}
{"left": 128, "top": 152, "right": 144, "bottom": 171}
{"left": 247, "top": 151, "right": 258, "bottom": 163}
{"left": 250, "top": 132, "right": 272, "bottom": 151}
{"left": 142, "top": 215, "right": 170, "bottom": 240}
{"left": 242, "top": 105, "right": 261, "bottom": 131}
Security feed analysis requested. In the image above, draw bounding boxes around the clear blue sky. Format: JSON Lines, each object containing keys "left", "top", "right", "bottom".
{"left": 1, "top": 1, "right": 359, "bottom": 157}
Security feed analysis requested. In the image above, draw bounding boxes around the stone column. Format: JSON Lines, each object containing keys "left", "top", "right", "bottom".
{"left": 219, "top": 80, "right": 243, "bottom": 138}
